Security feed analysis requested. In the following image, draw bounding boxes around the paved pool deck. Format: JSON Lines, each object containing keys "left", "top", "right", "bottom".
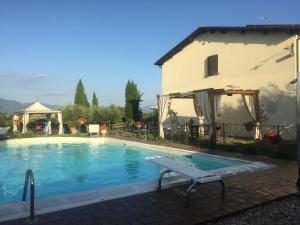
{"left": 0, "top": 146, "right": 298, "bottom": 225}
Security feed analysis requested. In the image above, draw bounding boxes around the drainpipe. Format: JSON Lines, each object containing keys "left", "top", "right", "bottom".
{"left": 296, "top": 72, "right": 300, "bottom": 187}
{"left": 292, "top": 35, "right": 300, "bottom": 186}
{"left": 295, "top": 35, "right": 299, "bottom": 76}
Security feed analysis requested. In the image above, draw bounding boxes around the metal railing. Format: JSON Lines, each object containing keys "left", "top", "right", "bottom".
{"left": 163, "top": 122, "right": 295, "bottom": 146}
{"left": 108, "top": 121, "right": 160, "bottom": 141}
{"left": 22, "top": 169, "right": 35, "bottom": 224}
{"left": 91, "top": 121, "right": 295, "bottom": 146}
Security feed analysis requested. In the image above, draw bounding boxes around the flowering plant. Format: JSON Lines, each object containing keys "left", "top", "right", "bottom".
{"left": 135, "top": 121, "right": 143, "bottom": 128}
{"left": 265, "top": 129, "right": 282, "bottom": 144}
{"left": 78, "top": 117, "right": 86, "bottom": 125}
{"left": 99, "top": 123, "right": 108, "bottom": 130}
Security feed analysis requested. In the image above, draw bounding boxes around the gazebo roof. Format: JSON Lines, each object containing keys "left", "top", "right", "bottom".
{"left": 22, "top": 101, "right": 60, "bottom": 113}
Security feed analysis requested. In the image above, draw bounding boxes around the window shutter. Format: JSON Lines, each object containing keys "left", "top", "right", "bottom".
{"left": 207, "top": 55, "right": 218, "bottom": 76}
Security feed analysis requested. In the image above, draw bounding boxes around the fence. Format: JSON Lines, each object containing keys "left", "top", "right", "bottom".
{"left": 13, "top": 119, "right": 296, "bottom": 147}
{"left": 107, "top": 121, "right": 295, "bottom": 147}
{"left": 108, "top": 121, "right": 160, "bottom": 141}
{"left": 167, "top": 123, "right": 295, "bottom": 145}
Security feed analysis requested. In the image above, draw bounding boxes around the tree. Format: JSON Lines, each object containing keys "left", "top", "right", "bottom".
{"left": 74, "top": 79, "right": 90, "bottom": 107}
{"left": 92, "top": 92, "right": 99, "bottom": 107}
{"left": 125, "top": 80, "right": 142, "bottom": 121}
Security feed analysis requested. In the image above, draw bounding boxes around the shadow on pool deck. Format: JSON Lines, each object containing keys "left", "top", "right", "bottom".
{"left": 0, "top": 151, "right": 298, "bottom": 225}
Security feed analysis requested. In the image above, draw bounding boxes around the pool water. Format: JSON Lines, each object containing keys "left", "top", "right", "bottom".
{"left": 0, "top": 140, "right": 248, "bottom": 204}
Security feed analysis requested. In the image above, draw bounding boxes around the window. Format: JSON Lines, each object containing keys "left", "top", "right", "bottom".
{"left": 206, "top": 54, "right": 218, "bottom": 76}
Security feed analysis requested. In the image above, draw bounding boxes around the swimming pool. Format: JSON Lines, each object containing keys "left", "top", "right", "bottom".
{"left": 0, "top": 137, "right": 271, "bottom": 207}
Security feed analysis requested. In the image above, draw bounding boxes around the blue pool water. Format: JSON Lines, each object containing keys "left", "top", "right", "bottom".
{"left": 0, "top": 140, "right": 248, "bottom": 204}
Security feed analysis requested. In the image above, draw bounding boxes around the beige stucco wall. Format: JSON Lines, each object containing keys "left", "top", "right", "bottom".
{"left": 161, "top": 31, "right": 298, "bottom": 139}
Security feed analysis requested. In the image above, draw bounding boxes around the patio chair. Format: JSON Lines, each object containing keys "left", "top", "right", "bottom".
{"left": 88, "top": 124, "right": 99, "bottom": 136}
{"left": 0, "top": 127, "right": 10, "bottom": 140}
{"left": 146, "top": 156, "right": 225, "bottom": 208}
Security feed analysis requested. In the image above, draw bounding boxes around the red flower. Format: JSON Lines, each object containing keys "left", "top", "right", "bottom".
{"left": 267, "top": 130, "right": 276, "bottom": 138}
{"left": 99, "top": 123, "right": 108, "bottom": 130}
{"left": 135, "top": 121, "right": 144, "bottom": 128}
{"left": 78, "top": 117, "right": 86, "bottom": 125}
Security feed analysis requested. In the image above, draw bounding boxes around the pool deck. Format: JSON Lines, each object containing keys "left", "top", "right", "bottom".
{"left": 0, "top": 145, "right": 298, "bottom": 225}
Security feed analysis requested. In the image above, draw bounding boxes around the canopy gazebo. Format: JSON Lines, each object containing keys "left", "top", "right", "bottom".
{"left": 21, "top": 101, "right": 63, "bottom": 135}
{"left": 157, "top": 88, "right": 261, "bottom": 146}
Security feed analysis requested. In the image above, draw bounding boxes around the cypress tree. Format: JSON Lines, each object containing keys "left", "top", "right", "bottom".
{"left": 92, "top": 92, "right": 99, "bottom": 107}
{"left": 125, "top": 80, "right": 142, "bottom": 121}
{"left": 74, "top": 79, "right": 90, "bottom": 107}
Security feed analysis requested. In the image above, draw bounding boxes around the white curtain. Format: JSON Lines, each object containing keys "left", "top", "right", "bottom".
{"left": 158, "top": 95, "right": 171, "bottom": 138}
{"left": 57, "top": 112, "right": 63, "bottom": 134}
{"left": 242, "top": 95, "right": 256, "bottom": 120}
{"left": 47, "top": 120, "right": 52, "bottom": 135}
{"left": 13, "top": 115, "right": 19, "bottom": 132}
{"left": 194, "top": 91, "right": 222, "bottom": 139}
{"left": 22, "top": 113, "right": 30, "bottom": 134}
{"left": 193, "top": 93, "right": 208, "bottom": 136}
{"left": 242, "top": 94, "right": 262, "bottom": 139}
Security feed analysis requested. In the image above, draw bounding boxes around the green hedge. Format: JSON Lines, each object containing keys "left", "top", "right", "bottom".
{"left": 216, "top": 141, "right": 297, "bottom": 160}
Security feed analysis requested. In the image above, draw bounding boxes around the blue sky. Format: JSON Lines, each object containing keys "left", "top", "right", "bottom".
{"left": 0, "top": 0, "right": 299, "bottom": 107}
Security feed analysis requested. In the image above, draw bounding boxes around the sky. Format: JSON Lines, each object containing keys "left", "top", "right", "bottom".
{"left": 0, "top": 0, "right": 299, "bottom": 107}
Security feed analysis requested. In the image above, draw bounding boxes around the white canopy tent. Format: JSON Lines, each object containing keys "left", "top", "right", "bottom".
{"left": 21, "top": 101, "right": 63, "bottom": 135}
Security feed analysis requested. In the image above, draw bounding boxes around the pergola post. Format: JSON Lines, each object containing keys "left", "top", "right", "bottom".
{"left": 294, "top": 73, "right": 300, "bottom": 187}
{"left": 208, "top": 90, "right": 217, "bottom": 147}
{"left": 290, "top": 73, "right": 300, "bottom": 187}
{"left": 254, "top": 92, "right": 262, "bottom": 139}
{"left": 157, "top": 95, "right": 163, "bottom": 138}
{"left": 254, "top": 93, "right": 261, "bottom": 123}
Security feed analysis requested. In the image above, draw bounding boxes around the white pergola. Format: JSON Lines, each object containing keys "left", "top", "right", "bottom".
{"left": 157, "top": 88, "right": 262, "bottom": 146}
{"left": 21, "top": 101, "right": 63, "bottom": 134}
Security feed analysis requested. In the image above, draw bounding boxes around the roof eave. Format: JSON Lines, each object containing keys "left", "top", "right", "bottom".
{"left": 154, "top": 25, "right": 300, "bottom": 67}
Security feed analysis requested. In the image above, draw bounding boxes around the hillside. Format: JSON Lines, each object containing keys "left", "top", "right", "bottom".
{"left": 0, "top": 98, "right": 61, "bottom": 113}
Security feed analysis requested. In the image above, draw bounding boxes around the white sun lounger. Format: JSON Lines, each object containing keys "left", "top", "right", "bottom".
{"left": 88, "top": 124, "right": 99, "bottom": 136}
{"left": 146, "top": 156, "right": 225, "bottom": 208}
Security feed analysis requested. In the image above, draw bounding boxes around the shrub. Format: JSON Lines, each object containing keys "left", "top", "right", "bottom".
{"left": 61, "top": 104, "right": 91, "bottom": 128}
{"left": 0, "top": 114, "right": 11, "bottom": 127}
{"left": 61, "top": 104, "right": 125, "bottom": 127}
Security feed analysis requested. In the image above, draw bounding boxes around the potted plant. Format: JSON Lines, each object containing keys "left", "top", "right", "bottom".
{"left": 135, "top": 121, "right": 142, "bottom": 129}
{"left": 243, "top": 121, "right": 255, "bottom": 132}
{"left": 67, "top": 120, "right": 78, "bottom": 135}
{"left": 78, "top": 117, "right": 86, "bottom": 126}
{"left": 99, "top": 123, "right": 108, "bottom": 136}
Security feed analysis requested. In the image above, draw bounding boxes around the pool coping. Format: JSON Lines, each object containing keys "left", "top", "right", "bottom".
{"left": 0, "top": 176, "right": 189, "bottom": 222}
{"left": 0, "top": 137, "right": 275, "bottom": 222}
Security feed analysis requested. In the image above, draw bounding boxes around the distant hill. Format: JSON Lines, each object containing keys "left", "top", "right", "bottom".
{"left": 0, "top": 98, "right": 61, "bottom": 113}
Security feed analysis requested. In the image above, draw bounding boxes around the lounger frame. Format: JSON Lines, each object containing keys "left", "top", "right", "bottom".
{"left": 157, "top": 168, "right": 225, "bottom": 208}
